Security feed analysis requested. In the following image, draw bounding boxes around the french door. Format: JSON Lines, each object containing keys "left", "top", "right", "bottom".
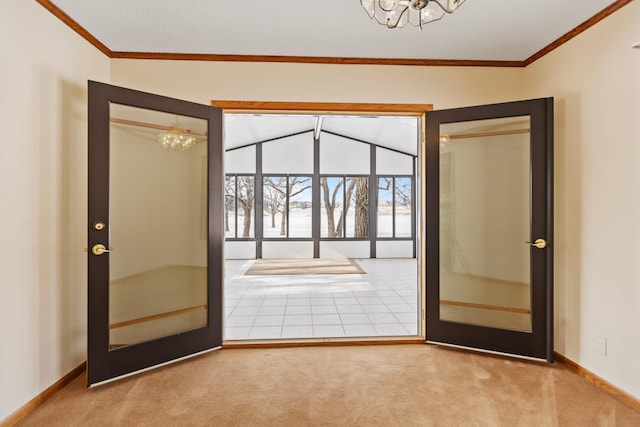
{"left": 87, "top": 81, "right": 223, "bottom": 385}
{"left": 425, "top": 98, "right": 554, "bottom": 361}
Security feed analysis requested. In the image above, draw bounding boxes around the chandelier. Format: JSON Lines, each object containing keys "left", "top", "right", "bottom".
{"left": 361, "top": 0, "right": 465, "bottom": 29}
{"left": 158, "top": 127, "right": 197, "bottom": 151}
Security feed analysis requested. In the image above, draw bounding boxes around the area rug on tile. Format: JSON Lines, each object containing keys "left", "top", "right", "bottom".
{"left": 244, "top": 258, "right": 366, "bottom": 275}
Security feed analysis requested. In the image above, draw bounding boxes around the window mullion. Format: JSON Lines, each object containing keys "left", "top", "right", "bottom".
{"left": 392, "top": 176, "right": 396, "bottom": 239}
{"left": 234, "top": 175, "right": 239, "bottom": 239}
{"left": 286, "top": 175, "right": 290, "bottom": 238}
{"left": 343, "top": 176, "right": 347, "bottom": 238}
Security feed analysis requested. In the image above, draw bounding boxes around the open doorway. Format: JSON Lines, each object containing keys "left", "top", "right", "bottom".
{"left": 222, "top": 110, "right": 422, "bottom": 341}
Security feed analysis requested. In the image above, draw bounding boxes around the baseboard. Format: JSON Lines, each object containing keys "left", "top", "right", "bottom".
{"left": 554, "top": 352, "right": 640, "bottom": 411}
{"left": 0, "top": 362, "right": 86, "bottom": 427}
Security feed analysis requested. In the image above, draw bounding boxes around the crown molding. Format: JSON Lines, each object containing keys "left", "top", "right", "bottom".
{"left": 36, "top": 0, "right": 112, "bottom": 56}
{"left": 36, "top": 0, "right": 635, "bottom": 68}
{"left": 110, "top": 51, "right": 524, "bottom": 67}
{"left": 524, "top": 0, "right": 634, "bottom": 65}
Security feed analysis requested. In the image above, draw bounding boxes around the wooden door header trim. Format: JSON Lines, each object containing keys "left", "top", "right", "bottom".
{"left": 212, "top": 101, "right": 432, "bottom": 115}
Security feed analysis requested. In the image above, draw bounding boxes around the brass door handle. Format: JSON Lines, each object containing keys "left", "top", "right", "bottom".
{"left": 91, "top": 244, "right": 114, "bottom": 255}
{"left": 526, "top": 239, "right": 547, "bottom": 249}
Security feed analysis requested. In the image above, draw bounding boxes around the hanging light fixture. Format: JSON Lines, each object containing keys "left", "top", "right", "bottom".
{"left": 361, "top": 0, "right": 465, "bottom": 29}
{"left": 157, "top": 118, "right": 198, "bottom": 151}
{"left": 158, "top": 128, "right": 197, "bottom": 150}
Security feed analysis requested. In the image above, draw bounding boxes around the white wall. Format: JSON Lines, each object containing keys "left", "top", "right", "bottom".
{"left": 376, "top": 147, "right": 414, "bottom": 175}
{"left": 225, "top": 241, "right": 256, "bottom": 259}
{"left": 320, "top": 133, "right": 370, "bottom": 174}
{"left": 262, "top": 241, "right": 314, "bottom": 259}
{"left": 0, "top": 1, "right": 110, "bottom": 422}
{"left": 320, "top": 241, "right": 370, "bottom": 259}
{"left": 263, "top": 132, "right": 314, "bottom": 174}
{"left": 225, "top": 145, "right": 255, "bottom": 174}
{"left": 524, "top": 1, "right": 640, "bottom": 400}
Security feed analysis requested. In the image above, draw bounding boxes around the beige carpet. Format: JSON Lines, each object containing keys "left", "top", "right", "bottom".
{"left": 16, "top": 344, "right": 640, "bottom": 426}
{"left": 245, "top": 258, "right": 366, "bottom": 275}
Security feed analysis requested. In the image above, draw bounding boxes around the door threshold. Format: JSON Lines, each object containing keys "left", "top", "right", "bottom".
{"left": 222, "top": 336, "right": 424, "bottom": 349}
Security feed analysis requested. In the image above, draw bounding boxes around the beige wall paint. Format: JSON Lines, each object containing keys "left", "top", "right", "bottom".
{"left": 110, "top": 59, "right": 523, "bottom": 108}
{"left": 4, "top": 0, "right": 639, "bottom": 421}
{"left": 0, "top": 1, "right": 109, "bottom": 422}
{"left": 524, "top": 1, "right": 640, "bottom": 400}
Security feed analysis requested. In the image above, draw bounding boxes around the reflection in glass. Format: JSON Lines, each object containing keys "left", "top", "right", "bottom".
{"left": 108, "top": 103, "right": 208, "bottom": 348}
{"left": 439, "top": 116, "right": 531, "bottom": 332}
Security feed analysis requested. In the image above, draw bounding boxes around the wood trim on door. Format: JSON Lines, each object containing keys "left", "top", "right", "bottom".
{"left": 211, "top": 101, "right": 432, "bottom": 114}
{"left": 217, "top": 100, "right": 429, "bottom": 342}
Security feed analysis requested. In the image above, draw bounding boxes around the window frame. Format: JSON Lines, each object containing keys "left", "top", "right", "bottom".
{"left": 224, "top": 173, "right": 256, "bottom": 241}
{"left": 376, "top": 175, "right": 415, "bottom": 240}
{"left": 262, "top": 174, "right": 313, "bottom": 240}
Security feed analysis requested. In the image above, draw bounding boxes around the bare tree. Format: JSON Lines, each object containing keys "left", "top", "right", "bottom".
{"left": 353, "top": 178, "right": 369, "bottom": 237}
{"left": 263, "top": 177, "right": 286, "bottom": 230}
{"left": 395, "top": 179, "right": 412, "bottom": 208}
{"left": 321, "top": 177, "right": 343, "bottom": 237}
{"left": 236, "top": 176, "right": 254, "bottom": 237}
{"left": 224, "top": 176, "right": 234, "bottom": 233}
{"left": 322, "top": 177, "right": 368, "bottom": 238}
{"left": 264, "top": 176, "right": 312, "bottom": 236}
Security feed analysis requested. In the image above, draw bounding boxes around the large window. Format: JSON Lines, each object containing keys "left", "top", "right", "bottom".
{"left": 263, "top": 176, "right": 312, "bottom": 238}
{"left": 321, "top": 176, "right": 369, "bottom": 238}
{"left": 224, "top": 132, "right": 416, "bottom": 259}
{"left": 377, "top": 176, "right": 413, "bottom": 238}
{"left": 225, "top": 175, "right": 255, "bottom": 238}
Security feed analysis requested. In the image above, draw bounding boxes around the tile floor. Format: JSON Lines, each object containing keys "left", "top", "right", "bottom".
{"left": 224, "top": 258, "right": 419, "bottom": 340}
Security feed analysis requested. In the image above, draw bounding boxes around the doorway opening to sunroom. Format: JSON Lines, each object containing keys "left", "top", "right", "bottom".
{"left": 223, "top": 111, "right": 421, "bottom": 341}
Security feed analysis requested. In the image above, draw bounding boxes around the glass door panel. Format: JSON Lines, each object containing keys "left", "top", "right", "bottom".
{"left": 425, "top": 98, "right": 553, "bottom": 361}
{"left": 439, "top": 117, "right": 531, "bottom": 332}
{"left": 108, "top": 104, "right": 208, "bottom": 348}
{"left": 87, "top": 81, "right": 223, "bottom": 386}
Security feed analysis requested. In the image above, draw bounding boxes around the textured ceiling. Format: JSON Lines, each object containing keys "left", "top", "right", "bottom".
{"left": 48, "top": 0, "right": 618, "bottom": 61}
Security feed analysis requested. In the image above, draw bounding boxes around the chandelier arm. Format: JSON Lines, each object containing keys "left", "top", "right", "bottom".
{"left": 378, "top": 0, "right": 394, "bottom": 13}
{"left": 430, "top": 0, "right": 458, "bottom": 14}
{"left": 387, "top": 6, "right": 409, "bottom": 28}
